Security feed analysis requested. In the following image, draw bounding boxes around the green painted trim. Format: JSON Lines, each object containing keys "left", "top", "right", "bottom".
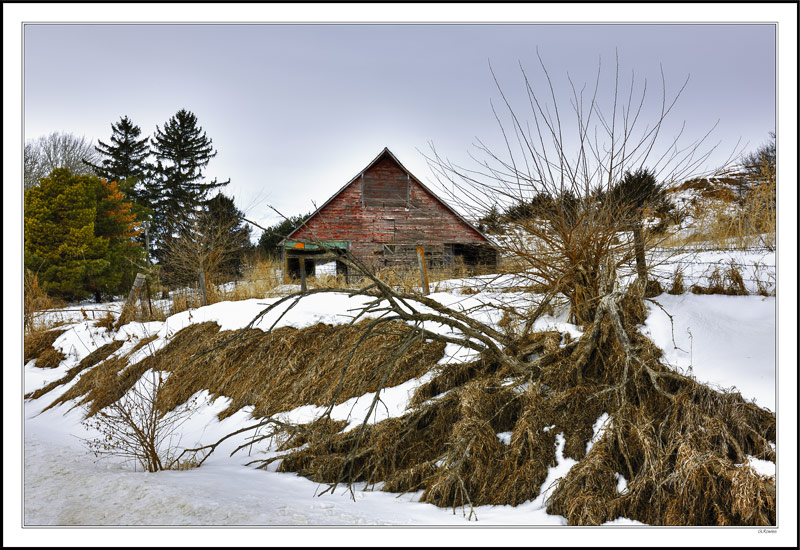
{"left": 283, "top": 240, "right": 349, "bottom": 251}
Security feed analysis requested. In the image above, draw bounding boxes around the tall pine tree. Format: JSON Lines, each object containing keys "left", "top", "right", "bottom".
{"left": 83, "top": 115, "right": 151, "bottom": 190}
{"left": 147, "top": 109, "right": 229, "bottom": 257}
{"left": 84, "top": 116, "right": 153, "bottom": 259}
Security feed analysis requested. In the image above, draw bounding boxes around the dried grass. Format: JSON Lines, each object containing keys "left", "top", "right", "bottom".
{"left": 43, "top": 320, "right": 446, "bottom": 424}
{"left": 33, "top": 346, "right": 66, "bottom": 369}
{"left": 24, "top": 269, "right": 65, "bottom": 332}
{"left": 25, "top": 340, "right": 124, "bottom": 401}
{"left": 24, "top": 328, "right": 67, "bottom": 365}
{"left": 668, "top": 268, "right": 685, "bottom": 295}
{"left": 664, "top": 169, "right": 776, "bottom": 252}
{"left": 690, "top": 263, "right": 749, "bottom": 296}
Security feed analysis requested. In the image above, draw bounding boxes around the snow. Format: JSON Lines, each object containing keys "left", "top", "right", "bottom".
{"left": 742, "top": 456, "right": 776, "bottom": 478}
{"left": 586, "top": 412, "right": 611, "bottom": 454}
{"left": 643, "top": 293, "right": 776, "bottom": 411}
{"left": 13, "top": 267, "right": 788, "bottom": 544}
{"left": 615, "top": 472, "right": 629, "bottom": 495}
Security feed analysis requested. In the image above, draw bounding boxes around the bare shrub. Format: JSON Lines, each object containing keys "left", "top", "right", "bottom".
{"left": 81, "top": 370, "right": 200, "bottom": 472}
{"left": 159, "top": 210, "right": 250, "bottom": 305}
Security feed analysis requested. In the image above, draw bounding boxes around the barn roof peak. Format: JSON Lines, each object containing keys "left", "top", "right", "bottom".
{"left": 356, "top": 146, "right": 408, "bottom": 178}
{"left": 284, "top": 147, "right": 495, "bottom": 244}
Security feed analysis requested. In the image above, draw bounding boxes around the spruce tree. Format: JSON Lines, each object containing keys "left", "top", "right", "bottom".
{"left": 89, "top": 178, "right": 145, "bottom": 299}
{"left": 84, "top": 116, "right": 153, "bottom": 260}
{"left": 147, "top": 109, "right": 229, "bottom": 255}
{"left": 257, "top": 213, "right": 311, "bottom": 259}
{"left": 84, "top": 116, "right": 151, "bottom": 191}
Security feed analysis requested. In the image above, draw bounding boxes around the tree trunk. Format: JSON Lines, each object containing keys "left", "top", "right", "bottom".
{"left": 198, "top": 269, "right": 208, "bottom": 306}
{"left": 299, "top": 258, "right": 307, "bottom": 293}
{"left": 632, "top": 221, "right": 647, "bottom": 283}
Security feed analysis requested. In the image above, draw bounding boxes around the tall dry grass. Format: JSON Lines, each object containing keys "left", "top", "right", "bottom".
{"left": 24, "top": 269, "right": 64, "bottom": 333}
{"left": 662, "top": 162, "right": 776, "bottom": 250}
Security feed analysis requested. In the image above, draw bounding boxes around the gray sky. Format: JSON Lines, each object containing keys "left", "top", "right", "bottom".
{"left": 22, "top": 22, "right": 777, "bottom": 233}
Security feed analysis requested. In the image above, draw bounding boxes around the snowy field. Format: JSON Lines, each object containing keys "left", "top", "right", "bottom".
{"left": 8, "top": 259, "right": 798, "bottom": 547}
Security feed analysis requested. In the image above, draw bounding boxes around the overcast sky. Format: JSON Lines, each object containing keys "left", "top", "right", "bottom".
{"left": 20, "top": 20, "right": 778, "bottom": 234}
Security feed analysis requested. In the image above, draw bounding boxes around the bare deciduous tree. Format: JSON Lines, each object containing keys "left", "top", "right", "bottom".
{"left": 24, "top": 132, "right": 100, "bottom": 189}
{"left": 424, "top": 54, "right": 739, "bottom": 324}
{"left": 159, "top": 210, "right": 251, "bottom": 304}
{"left": 101, "top": 56, "right": 773, "bottom": 525}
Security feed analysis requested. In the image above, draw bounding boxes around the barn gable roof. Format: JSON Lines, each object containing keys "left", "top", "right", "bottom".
{"left": 285, "top": 147, "right": 493, "bottom": 243}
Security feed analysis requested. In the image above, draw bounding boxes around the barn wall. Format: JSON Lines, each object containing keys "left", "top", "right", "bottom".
{"left": 290, "top": 156, "right": 491, "bottom": 269}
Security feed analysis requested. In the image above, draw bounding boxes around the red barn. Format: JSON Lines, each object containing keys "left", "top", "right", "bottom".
{"left": 282, "top": 147, "right": 498, "bottom": 280}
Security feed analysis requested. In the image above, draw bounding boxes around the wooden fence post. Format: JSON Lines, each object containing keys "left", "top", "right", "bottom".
{"left": 117, "top": 272, "right": 146, "bottom": 328}
{"left": 416, "top": 246, "right": 430, "bottom": 295}
{"left": 299, "top": 258, "right": 307, "bottom": 293}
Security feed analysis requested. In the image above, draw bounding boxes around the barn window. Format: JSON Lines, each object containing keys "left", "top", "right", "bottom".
{"left": 383, "top": 244, "right": 396, "bottom": 255}
{"left": 362, "top": 172, "right": 409, "bottom": 208}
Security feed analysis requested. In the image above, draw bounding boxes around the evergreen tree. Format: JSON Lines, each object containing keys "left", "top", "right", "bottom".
{"left": 203, "top": 193, "right": 252, "bottom": 279}
{"left": 257, "top": 213, "right": 310, "bottom": 259}
{"left": 602, "top": 167, "right": 672, "bottom": 286}
{"left": 147, "top": 109, "right": 229, "bottom": 254}
{"left": 24, "top": 169, "right": 143, "bottom": 301}
{"left": 89, "top": 178, "right": 145, "bottom": 299}
{"left": 83, "top": 116, "right": 154, "bottom": 260}
{"left": 83, "top": 116, "right": 151, "bottom": 201}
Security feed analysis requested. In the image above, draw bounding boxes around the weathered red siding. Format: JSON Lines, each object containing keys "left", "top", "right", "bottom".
{"left": 290, "top": 154, "right": 488, "bottom": 267}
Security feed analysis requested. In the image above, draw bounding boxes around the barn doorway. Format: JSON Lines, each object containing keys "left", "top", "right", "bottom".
{"left": 450, "top": 243, "right": 497, "bottom": 267}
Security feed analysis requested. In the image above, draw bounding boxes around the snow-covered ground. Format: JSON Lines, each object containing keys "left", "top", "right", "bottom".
{"left": 8, "top": 256, "right": 798, "bottom": 546}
